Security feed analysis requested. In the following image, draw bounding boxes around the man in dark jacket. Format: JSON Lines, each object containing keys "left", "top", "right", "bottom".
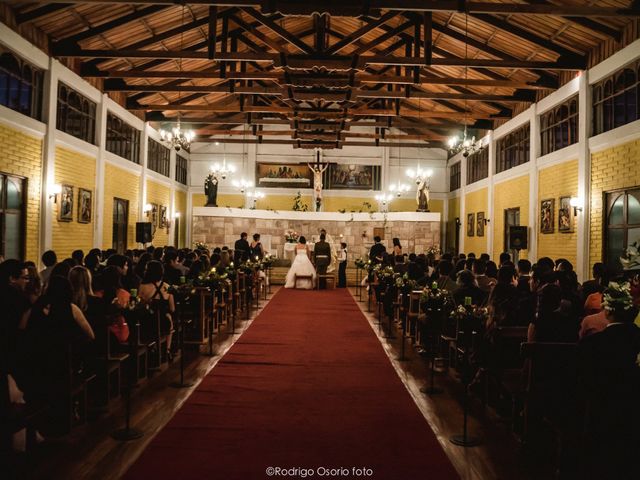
{"left": 234, "top": 232, "right": 251, "bottom": 265}
{"left": 368, "top": 236, "right": 386, "bottom": 264}
{"left": 313, "top": 233, "right": 332, "bottom": 289}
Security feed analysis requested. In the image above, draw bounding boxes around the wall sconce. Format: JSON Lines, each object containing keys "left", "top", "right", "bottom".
{"left": 143, "top": 203, "right": 153, "bottom": 218}
{"left": 49, "top": 183, "right": 62, "bottom": 202}
{"left": 455, "top": 217, "right": 461, "bottom": 226}
{"left": 174, "top": 212, "right": 181, "bottom": 219}
{"left": 483, "top": 218, "right": 490, "bottom": 225}
{"left": 570, "top": 197, "right": 583, "bottom": 216}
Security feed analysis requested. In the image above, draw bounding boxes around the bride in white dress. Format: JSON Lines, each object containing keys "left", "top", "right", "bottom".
{"left": 284, "top": 236, "right": 316, "bottom": 289}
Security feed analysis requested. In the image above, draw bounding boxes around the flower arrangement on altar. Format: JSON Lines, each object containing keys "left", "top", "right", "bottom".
{"left": 620, "top": 241, "right": 640, "bottom": 270}
{"left": 193, "top": 241, "right": 208, "bottom": 251}
{"left": 426, "top": 245, "right": 442, "bottom": 257}
{"left": 285, "top": 230, "right": 299, "bottom": 243}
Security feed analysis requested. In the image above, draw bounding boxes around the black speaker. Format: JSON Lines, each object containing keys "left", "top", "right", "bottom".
{"left": 508, "top": 226, "right": 528, "bottom": 250}
{"left": 136, "top": 222, "right": 152, "bottom": 244}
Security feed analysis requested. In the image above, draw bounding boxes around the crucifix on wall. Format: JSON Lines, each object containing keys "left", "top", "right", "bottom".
{"left": 307, "top": 148, "right": 329, "bottom": 212}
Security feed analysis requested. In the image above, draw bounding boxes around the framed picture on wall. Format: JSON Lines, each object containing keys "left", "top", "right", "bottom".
{"left": 477, "top": 211, "right": 485, "bottom": 237}
{"left": 58, "top": 185, "right": 74, "bottom": 222}
{"left": 151, "top": 203, "right": 159, "bottom": 227}
{"left": 77, "top": 188, "right": 92, "bottom": 223}
{"left": 558, "top": 196, "right": 572, "bottom": 232}
{"left": 159, "top": 205, "right": 168, "bottom": 229}
{"left": 467, "top": 213, "right": 475, "bottom": 237}
{"left": 540, "top": 199, "right": 555, "bottom": 234}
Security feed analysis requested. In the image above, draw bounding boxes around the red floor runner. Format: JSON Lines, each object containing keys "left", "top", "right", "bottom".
{"left": 125, "top": 289, "right": 459, "bottom": 480}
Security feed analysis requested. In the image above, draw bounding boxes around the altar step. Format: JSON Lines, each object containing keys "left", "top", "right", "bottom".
{"left": 269, "top": 267, "right": 362, "bottom": 286}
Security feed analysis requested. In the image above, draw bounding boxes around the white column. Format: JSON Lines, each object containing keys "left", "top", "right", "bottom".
{"left": 381, "top": 143, "right": 390, "bottom": 190}
{"left": 441, "top": 195, "right": 448, "bottom": 252}
{"left": 186, "top": 186, "right": 193, "bottom": 248}
{"left": 93, "top": 93, "right": 108, "bottom": 249}
{"left": 577, "top": 71, "right": 591, "bottom": 282}
{"left": 38, "top": 58, "right": 59, "bottom": 259}
{"left": 168, "top": 144, "right": 177, "bottom": 244}
{"left": 528, "top": 105, "right": 539, "bottom": 261}
{"left": 486, "top": 131, "right": 495, "bottom": 256}
{"left": 139, "top": 123, "right": 150, "bottom": 220}
{"left": 458, "top": 153, "right": 466, "bottom": 254}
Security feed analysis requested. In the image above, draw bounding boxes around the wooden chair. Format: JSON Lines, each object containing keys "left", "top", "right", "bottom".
{"left": 88, "top": 325, "right": 128, "bottom": 409}
{"left": 316, "top": 274, "right": 336, "bottom": 290}
{"left": 294, "top": 274, "right": 313, "bottom": 289}
{"left": 185, "top": 288, "right": 212, "bottom": 345}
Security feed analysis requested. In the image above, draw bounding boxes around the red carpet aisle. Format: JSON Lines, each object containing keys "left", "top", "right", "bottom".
{"left": 125, "top": 289, "right": 459, "bottom": 480}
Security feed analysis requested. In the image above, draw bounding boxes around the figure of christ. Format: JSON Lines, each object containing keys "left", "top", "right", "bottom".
{"left": 308, "top": 162, "right": 329, "bottom": 201}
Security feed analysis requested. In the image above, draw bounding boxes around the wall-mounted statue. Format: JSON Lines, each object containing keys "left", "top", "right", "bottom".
{"left": 205, "top": 173, "right": 219, "bottom": 207}
{"left": 416, "top": 177, "right": 430, "bottom": 212}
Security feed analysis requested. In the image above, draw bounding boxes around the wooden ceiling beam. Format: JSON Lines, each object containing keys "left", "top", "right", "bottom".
{"left": 24, "top": 1, "right": 640, "bottom": 18}
{"left": 241, "top": 7, "right": 314, "bottom": 54}
{"left": 15, "top": 4, "right": 72, "bottom": 25}
{"left": 59, "top": 48, "right": 581, "bottom": 70}
{"left": 325, "top": 10, "right": 399, "bottom": 55}
{"left": 53, "top": 5, "right": 168, "bottom": 45}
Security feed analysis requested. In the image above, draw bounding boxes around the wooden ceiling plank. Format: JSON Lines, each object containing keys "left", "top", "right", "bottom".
{"left": 325, "top": 10, "right": 399, "bottom": 55}
{"left": 16, "top": 4, "right": 73, "bottom": 25}
{"left": 54, "top": 5, "right": 168, "bottom": 46}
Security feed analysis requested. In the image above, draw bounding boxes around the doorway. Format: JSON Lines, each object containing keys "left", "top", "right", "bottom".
{"left": 504, "top": 207, "right": 520, "bottom": 261}
{"left": 112, "top": 197, "right": 128, "bottom": 253}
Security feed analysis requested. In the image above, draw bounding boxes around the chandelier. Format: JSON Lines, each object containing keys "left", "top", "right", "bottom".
{"left": 159, "top": 6, "right": 194, "bottom": 152}
{"left": 375, "top": 192, "right": 393, "bottom": 212}
{"left": 246, "top": 190, "right": 265, "bottom": 209}
{"left": 447, "top": 13, "right": 482, "bottom": 158}
{"left": 388, "top": 182, "right": 410, "bottom": 197}
{"left": 160, "top": 118, "right": 194, "bottom": 152}
{"left": 232, "top": 178, "right": 254, "bottom": 193}
{"left": 210, "top": 138, "right": 235, "bottom": 180}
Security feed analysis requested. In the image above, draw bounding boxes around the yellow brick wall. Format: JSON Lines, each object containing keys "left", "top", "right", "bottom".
{"left": 192, "top": 193, "right": 245, "bottom": 209}
{"left": 537, "top": 160, "right": 579, "bottom": 265}
{"left": 103, "top": 163, "right": 140, "bottom": 250}
{"left": 446, "top": 196, "right": 461, "bottom": 253}
{"left": 145, "top": 179, "right": 172, "bottom": 247}
{"left": 463, "top": 187, "right": 489, "bottom": 256}
{"left": 390, "top": 198, "right": 444, "bottom": 214}
{"left": 589, "top": 139, "right": 640, "bottom": 267}
{"left": 174, "top": 189, "right": 187, "bottom": 248}
{"left": 0, "top": 124, "right": 42, "bottom": 261}
{"left": 52, "top": 146, "right": 96, "bottom": 257}
{"left": 493, "top": 174, "right": 530, "bottom": 260}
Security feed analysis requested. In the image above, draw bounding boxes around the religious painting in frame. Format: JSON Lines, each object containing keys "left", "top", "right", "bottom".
{"left": 467, "top": 213, "right": 475, "bottom": 237}
{"left": 58, "top": 184, "right": 74, "bottom": 222}
{"left": 159, "top": 205, "right": 168, "bottom": 229}
{"left": 255, "top": 162, "right": 313, "bottom": 189}
{"left": 540, "top": 199, "right": 555, "bottom": 234}
{"left": 558, "top": 196, "right": 572, "bottom": 233}
{"left": 327, "top": 164, "right": 379, "bottom": 190}
{"left": 77, "top": 188, "right": 92, "bottom": 223}
{"left": 150, "top": 203, "right": 159, "bottom": 227}
{"left": 476, "top": 211, "right": 485, "bottom": 237}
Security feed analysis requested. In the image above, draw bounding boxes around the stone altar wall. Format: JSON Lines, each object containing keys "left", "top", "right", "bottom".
{"left": 192, "top": 215, "right": 440, "bottom": 259}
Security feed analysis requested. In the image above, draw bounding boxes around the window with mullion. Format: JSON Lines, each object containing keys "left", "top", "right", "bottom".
{"left": 56, "top": 83, "right": 96, "bottom": 144}
{"left": 592, "top": 60, "right": 640, "bottom": 136}
{"left": 496, "top": 123, "right": 530, "bottom": 173}
{"left": 0, "top": 49, "right": 43, "bottom": 120}
{"left": 466, "top": 147, "right": 488, "bottom": 185}
{"left": 148, "top": 138, "right": 170, "bottom": 177}
{"left": 450, "top": 162, "right": 461, "bottom": 191}
{"left": 106, "top": 112, "right": 140, "bottom": 164}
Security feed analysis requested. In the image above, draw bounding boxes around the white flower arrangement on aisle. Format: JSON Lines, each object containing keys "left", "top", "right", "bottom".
{"left": 620, "top": 241, "right": 640, "bottom": 270}
{"left": 601, "top": 281, "right": 634, "bottom": 312}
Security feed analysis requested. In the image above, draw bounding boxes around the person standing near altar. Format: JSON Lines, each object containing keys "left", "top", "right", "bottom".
{"left": 369, "top": 236, "right": 386, "bottom": 264}
{"left": 234, "top": 232, "right": 251, "bottom": 265}
{"left": 250, "top": 233, "right": 264, "bottom": 259}
{"left": 314, "top": 233, "right": 332, "bottom": 289}
{"left": 317, "top": 228, "right": 337, "bottom": 273}
{"left": 338, "top": 242, "right": 348, "bottom": 288}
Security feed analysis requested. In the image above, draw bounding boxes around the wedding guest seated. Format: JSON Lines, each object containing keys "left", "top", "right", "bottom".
{"left": 498, "top": 252, "right": 511, "bottom": 266}
{"left": 139, "top": 261, "right": 175, "bottom": 359}
{"left": 578, "top": 282, "right": 640, "bottom": 479}
{"left": 528, "top": 268, "right": 565, "bottom": 342}
{"left": 134, "top": 252, "right": 152, "bottom": 279}
{"left": 433, "top": 260, "right": 457, "bottom": 291}
{"left": 71, "top": 249, "right": 84, "bottom": 266}
{"left": 39, "top": 250, "right": 57, "bottom": 286}
{"left": 581, "top": 262, "right": 607, "bottom": 302}
{"left": 473, "top": 259, "right": 496, "bottom": 293}
{"left": 0, "top": 260, "right": 30, "bottom": 376}
{"left": 188, "top": 259, "right": 205, "bottom": 280}
{"left": 486, "top": 261, "right": 498, "bottom": 280}
{"left": 486, "top": 266, "right": 521, "bottom": 328}
{"left": 453, "top": 270, "right": 487, "bottom": 307}
{"left": 479, "top": 253, "right": 490, "bottom": 262}
{"left": 163, "top": 250, "right": 183, "bottom": 286}
{"left": 18, "top": 276, "right": 95, "bottom": 410}
{"left": 24, "top": 264, "right": 43, "bottom": 306}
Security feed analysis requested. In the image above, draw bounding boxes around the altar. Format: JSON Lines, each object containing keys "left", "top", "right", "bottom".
{"left": 191, "top": 207, "right": 441, "bottom": 260}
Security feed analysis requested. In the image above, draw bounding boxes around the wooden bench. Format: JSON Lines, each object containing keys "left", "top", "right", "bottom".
{"left": 294, "top": 274, "right": 314, "bottom": 289}
{"left": 316, "top": 274, "right": 336, "bottom": 290}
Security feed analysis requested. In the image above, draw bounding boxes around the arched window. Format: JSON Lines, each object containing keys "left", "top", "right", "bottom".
{"left": 56, "top": 83, "right": 96, "bottom": 144}
{"left": 605, "top": 188, "right": 640, "bottom": 269}
{"left": 106, "top": 112, "right": 141, "bottom": 164}
{"left": 592, "top": 60, "right": 640, "bottom": 135}
{"left": 0, "top": 50, "right": 42, "bottom": 119}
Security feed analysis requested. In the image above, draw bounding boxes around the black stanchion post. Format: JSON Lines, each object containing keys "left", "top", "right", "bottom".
{"left": 112, "top": 315, "right": 143, "bottom": 441}
{"left": 397, "top": 293, "right": 407, "bottom": 362}
{"left": 421, "top": 309, "right": 443, "bottom": 395}
{"left": 170, "top": 314, "right": 195, "bottom": 389}
{"left": 450, "top": 301, "right": 481, "bottom": 447}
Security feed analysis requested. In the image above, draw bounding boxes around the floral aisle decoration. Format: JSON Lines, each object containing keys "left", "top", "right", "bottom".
{"left": 426, "top": 245, "right": 442, "bottom": 257}
{"left": 602, "top": 281, "right": 634, "bottom": 312}
{"left": 193, "top": 241, "right": 208, "bottom": 251}
{"left": 194, "top": 266, "right": 232, "bottom": 292}
{"left": 420, "top": 282, "right": 452, "bottom": 311}
{"left": 394, "top": 273, "right": 420, "bottom": 294}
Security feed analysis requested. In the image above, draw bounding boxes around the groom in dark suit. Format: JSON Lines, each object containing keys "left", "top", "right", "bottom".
{"left": 313, "top": 233, "right": 331, "bottom": 289}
